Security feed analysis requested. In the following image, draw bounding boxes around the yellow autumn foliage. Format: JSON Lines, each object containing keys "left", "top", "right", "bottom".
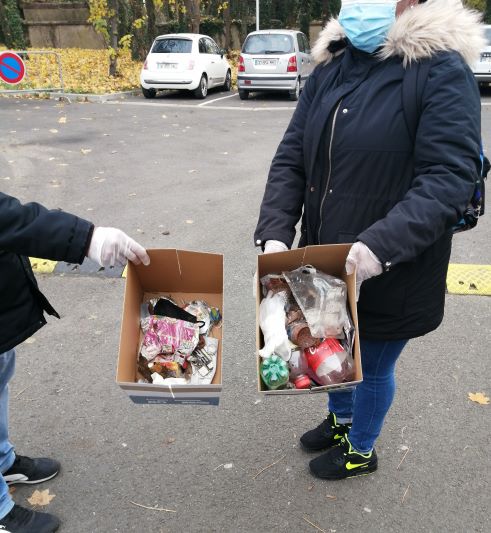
{"left": 0, "top": 47, "right": 239, "bottom": 95}
{"left": 0, "top": 48, "right": 141, "bottom": 94}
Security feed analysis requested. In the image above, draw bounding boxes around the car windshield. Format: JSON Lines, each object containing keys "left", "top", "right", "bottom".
{"left": 151, "top": 38, "right": 192, "bottom": 54}
{"left": 243, "top": 34, "right": 294, "bottom": 55}
{"left": 485, "top": 28, "right": 491, "bottom": 45}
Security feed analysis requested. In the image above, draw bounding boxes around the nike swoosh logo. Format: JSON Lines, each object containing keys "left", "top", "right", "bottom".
{"left": 346, "top": 461, "right": 369, "bottom": 471}
{"left": 334, "top": 434, "right": 343, "bottom": 440}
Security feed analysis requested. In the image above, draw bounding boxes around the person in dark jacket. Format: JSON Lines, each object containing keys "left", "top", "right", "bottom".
{"left": 0, "top": 192, "right": 149, "bottom": 532}
{"left": 254, "top": 0, "right": 483, "bottom": 480}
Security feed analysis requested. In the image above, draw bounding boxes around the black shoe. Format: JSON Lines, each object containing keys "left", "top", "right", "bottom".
{"left": 300, "top": 412, "right": 351, "bottom": 452}
{"left": 309, "top": 435, "right": 378, "bottom": 480}
{"left": 0, "top": 504, "right": 60, "bottom": 532}
{"left": 3, "top": 455, "right": 60, "bottom": 485}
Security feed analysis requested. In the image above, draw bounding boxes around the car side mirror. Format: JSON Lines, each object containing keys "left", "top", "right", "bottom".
{"left": 220, "top": 49, "right": 226, "bottom": 57}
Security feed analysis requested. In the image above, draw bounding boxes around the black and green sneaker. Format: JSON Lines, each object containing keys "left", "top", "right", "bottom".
{"left": 300, "top": 412, "right": 351, "bottom": 452}
{"left": 309, "top": 435, "right": 378, "bottom": 480}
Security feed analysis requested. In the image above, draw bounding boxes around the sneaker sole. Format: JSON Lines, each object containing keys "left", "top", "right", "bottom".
{"left": 4, "top": 470, "right": 59, "bottom": 485}
{"left": 309, "top": 462, "right": 378, "bottom": 480}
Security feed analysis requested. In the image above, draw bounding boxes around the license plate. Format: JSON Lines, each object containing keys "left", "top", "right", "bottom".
{"left": 481, "top": 53, "right": 491, "bottom": 62}
{"left": 157, "top": 63, "right": 177, "bottom": 70}
{"left": 255, "top": 59, "right": 277, "bottom": 67}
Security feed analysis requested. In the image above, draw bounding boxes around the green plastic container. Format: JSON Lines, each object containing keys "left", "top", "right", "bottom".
{"left": 260, "top": 355, "right": 289, "bottom": 390}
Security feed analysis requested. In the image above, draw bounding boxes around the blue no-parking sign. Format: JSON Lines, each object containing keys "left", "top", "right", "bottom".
{"left": 0, "top": 51, "right": 26, "bottom": 85}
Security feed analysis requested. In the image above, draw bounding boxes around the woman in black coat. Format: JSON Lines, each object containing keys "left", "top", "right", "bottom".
{"left": 254, "top": 0, "right": 483, "bottom": 479}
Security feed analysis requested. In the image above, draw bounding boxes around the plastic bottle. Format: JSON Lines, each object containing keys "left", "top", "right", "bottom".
{"left": 305, "top": 338, "right": 355, "bottom": 386}
{"left": 260, "top": 355, "right": 289, "bottom": 390}
{"left": 292, "top": 374, "right": 311, "bottom": 389}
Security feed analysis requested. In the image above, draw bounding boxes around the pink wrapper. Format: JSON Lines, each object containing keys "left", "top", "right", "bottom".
{"left": 140, "top": 315, "right": 199, "bottom": 360}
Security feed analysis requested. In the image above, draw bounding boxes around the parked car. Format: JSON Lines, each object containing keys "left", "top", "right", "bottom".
{"left": 140, "top": 33, "right": 231, "bottom": 99}
{"left": 473, "top": 25, "right": 491, "bottom": 85}
{"left": 237, "top": 29, "right": 313, "bottom": 101}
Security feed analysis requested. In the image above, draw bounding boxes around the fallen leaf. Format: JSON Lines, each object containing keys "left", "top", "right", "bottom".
{"left": 81, "top": 148, "right": 92, "bottom": 155}
{"left": 28, "top": 489, "right": 55, "bottom": 507}
{"left": 468, "top": 392, "right": 490, "bottom": 405}
{"left": 49, "top": 129, "right": 58, "bottom": 134}
{"left": 58, "top": 117, "right": 67, "bottom": 124}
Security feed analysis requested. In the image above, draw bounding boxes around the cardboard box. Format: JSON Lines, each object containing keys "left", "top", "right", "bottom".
{"left": 256, "top": 244, "right": 362, "bottom": 395}
{"left": 117, "top": 249, "right": 223, "bottom": 405}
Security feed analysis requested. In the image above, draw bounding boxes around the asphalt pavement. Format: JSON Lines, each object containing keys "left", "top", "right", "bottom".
{"left": 0, "top": 90, "right": 490, "bottom": 533}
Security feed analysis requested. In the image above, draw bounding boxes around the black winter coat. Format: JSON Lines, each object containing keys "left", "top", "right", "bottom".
{"left": 255, "top": 17, "right": 481, "bottom": 340}
{"left": 0, "top": 193, "right": 93, "bottom": 353}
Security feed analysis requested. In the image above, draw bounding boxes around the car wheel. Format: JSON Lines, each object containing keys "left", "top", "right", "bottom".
{"left": 194, "top": 75, "right": 208, "bottom": 99}
{"left": 142, "top": 87, "right": 156, "bottom": 99}
{"left": 239, "top": 89, "right": 249, "bottom": 100}
{"left": 223, "top": 70, "right": 232, "bottom": 91}
{"left": 288, "top": 79, "right": 300, "bottom": 101}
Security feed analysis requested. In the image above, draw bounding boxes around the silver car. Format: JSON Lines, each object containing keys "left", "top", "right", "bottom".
{"left": 237, "top": 29, "right": 313, "bottom": 101}
{"left": 473, "top": 25, "right": 491, "bottom": 85}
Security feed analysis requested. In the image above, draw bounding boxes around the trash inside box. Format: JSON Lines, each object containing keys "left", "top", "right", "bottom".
{"left": 256, "top": 244, "right": 362, "bottom": 395}
{"left": 117, "top": 249, "right": 223, "bottom": 405}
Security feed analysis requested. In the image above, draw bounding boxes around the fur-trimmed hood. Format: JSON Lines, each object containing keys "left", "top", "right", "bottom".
{"left": 312, "top": 0, "right": 486, "bottom": 67}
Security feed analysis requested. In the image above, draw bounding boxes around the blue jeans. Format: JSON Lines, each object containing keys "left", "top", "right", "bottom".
{"left": 0, "top": 350, "right": 16, "bottom": 519}
{"left": 328, "top": 338, "right": 408, "bottom": 453}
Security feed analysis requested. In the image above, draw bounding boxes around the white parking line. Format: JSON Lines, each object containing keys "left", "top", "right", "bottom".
{"left": 198, "top": 93, "right": 238, "bottom": 106}
{"left": 105, "top": 100, "right": 296, "bottom": 112}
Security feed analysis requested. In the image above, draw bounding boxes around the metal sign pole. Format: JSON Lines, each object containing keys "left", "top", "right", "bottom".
{"left": 256, "top": 0, "right": 260, "bottom": 31}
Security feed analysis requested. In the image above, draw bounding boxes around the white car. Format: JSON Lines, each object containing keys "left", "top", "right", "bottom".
{"left": 473, "top": 24, "right": 491, "bottom": 85}
{"left": 140, "top": 33, "right": 231, "bottom": 99}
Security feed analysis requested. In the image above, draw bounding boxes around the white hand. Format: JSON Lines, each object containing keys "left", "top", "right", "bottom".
{"left": 87, "top": 227, "right": 150, "bottom": 268}
{"left": 345, "top": 241, "right": 383, "bottom": 300}
{"left": 264, "top": 240, "right": 288, "bottom": 254}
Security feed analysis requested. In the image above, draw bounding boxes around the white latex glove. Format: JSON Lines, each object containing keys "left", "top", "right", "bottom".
{"left": 264, "top": 240, "right": 288, "bottom": 254}
{"left": 345, "top": 241, "right": 383, "bottom": 301}
{"left": 87, "top": 227, "right": 150, "bottom": 268}
{"left": 253, "top": 240, "right": 288, "bottom": 298}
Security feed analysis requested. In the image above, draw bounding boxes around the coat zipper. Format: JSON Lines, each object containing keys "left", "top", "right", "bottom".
{"left": 318, "top": 99, "right": 342, "bottom": 244}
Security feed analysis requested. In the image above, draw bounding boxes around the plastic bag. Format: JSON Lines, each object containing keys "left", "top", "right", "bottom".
{"left": 283, "top": 266, "right": 349, "bottom": 338}
{"left": 258, "top": 291, "right": 291, "bottom": 361}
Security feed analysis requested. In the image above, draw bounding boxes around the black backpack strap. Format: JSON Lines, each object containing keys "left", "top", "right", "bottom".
{"left": 402, "top": 60, "right": 431, "bottom": 142}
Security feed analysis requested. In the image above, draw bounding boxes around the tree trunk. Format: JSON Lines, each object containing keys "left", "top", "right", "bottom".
{"left": 183, "top": 0, "right": 200, "bottom": 33}
{"left": 108, "top": 0, "right": 119, "bottom": 76}
{"left": 146, "top": 0, "right": 157, "bottom": 48}
{"left": 224, "top": 3, "right": 231, "bottom": 50}
{"left": 129, "top": 0, "right": 146, "bottom": 60}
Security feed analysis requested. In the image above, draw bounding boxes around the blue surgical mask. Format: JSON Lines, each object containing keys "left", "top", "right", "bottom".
{"left": 339, "top": 0, "right": 397, "bottom": 54}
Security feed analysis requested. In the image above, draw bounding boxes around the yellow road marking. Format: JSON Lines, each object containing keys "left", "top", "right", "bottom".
{"left": 447, "top": 264, "right": 491, "bottom": 296}
{"left": 29, "top": 257, "right": 57, "bottom": 274}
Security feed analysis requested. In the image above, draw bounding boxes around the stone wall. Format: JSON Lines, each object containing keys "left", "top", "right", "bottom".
{"left": 21, "top": 2, "right": 105, "bottom": 49}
